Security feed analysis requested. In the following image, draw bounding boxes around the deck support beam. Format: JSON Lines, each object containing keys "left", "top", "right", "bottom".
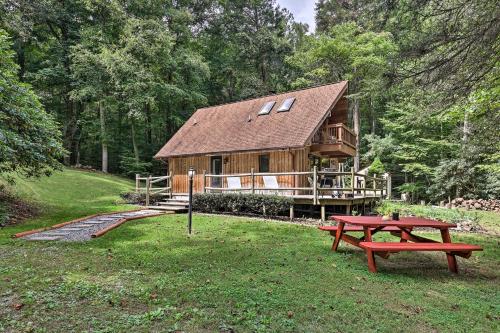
{"left": 313, "top": 166, "right": 318, "bottom": 205}
{"left": 289, "top": 205, "right": 294, "bottom": 220}
{"left": 321, "top": 205, "right": 326, "bottom": 222}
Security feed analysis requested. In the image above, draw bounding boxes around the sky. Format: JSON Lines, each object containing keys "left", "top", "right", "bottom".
{"left": 276, "top": 0, "right": 318, "bottom": 33}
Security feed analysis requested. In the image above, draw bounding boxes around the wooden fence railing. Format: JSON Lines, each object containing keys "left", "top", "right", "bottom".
{"left": 135, "top": 172, "right": 172, "bottom": 206}
{"left": 138, "top": 168, "right": 391, "bottom": 206}
{"left": 202, "top": 166, "right": 389, "bottom": 205}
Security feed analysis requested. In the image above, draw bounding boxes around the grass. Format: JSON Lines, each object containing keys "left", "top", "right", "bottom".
{"left": 0, "top": 169, "right": 499, "bottom": 332}
{"left": 0, "top": 168, "right": 135, "bottom": 232}
{"left": 376, "top": 200, "right": 500, "bottom": 235}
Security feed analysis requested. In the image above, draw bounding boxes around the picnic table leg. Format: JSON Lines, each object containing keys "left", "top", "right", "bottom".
{"left": 363, "top": 227, "right": 378, "bottom": 272}
{"left": 440, "top": 229, "right": 458, "bottom": 273}
{"left": 331, "top": 222, "right": 345, "bottom": 251}
{"left": 366, "top": 249, "right": 377, "bottom": 273}
{"left": 363, "top": 226, "right": 372, "bottom": 241}
{"left": 400, "top": 228, "right": 410, "bottom": 243}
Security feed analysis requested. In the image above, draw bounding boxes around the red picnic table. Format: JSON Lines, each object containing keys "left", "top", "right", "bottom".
{"left": 319, "top": 216, "right": 482, "bottom": 273}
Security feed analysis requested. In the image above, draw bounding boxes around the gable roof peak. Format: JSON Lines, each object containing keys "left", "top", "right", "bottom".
{"left": 155, "top": 80, "right": 348, "bottom": 159}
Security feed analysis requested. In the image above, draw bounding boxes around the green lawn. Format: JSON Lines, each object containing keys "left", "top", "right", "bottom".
{"left": 0, "top": 169, "right": 499, "bottom": 332}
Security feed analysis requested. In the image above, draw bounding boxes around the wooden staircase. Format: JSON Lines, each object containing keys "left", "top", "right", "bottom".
{"left": 149, "top": 196, "right": 189, "bottom": 213}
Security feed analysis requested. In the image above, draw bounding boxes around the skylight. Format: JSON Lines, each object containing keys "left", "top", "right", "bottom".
{"left": 277, "top": 97, "right": 295, "bottom": 112}
{"left": 258, "top": 101, "right": 276, "bottom": 115}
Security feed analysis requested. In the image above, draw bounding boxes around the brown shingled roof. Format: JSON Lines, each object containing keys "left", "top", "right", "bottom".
{"left": 154, "top": 81, "right": 348, "bottom": 158}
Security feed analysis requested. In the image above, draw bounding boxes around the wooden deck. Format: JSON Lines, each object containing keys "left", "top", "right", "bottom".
{"left": 137, "top": 168, "right": 390, "bottom": 221}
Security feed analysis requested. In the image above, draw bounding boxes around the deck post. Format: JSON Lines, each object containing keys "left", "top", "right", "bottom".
{"left": 289, "top": 205, "right": 294, "bottom": 220}
{"left": 321, "top": 205, "right": 326, "bottom": 222}
{"left": 145, "top": 175, "right": 151, "bottom": 207}
{"left": 135, "top": 174, "right": 140, "bottom": 192}
{"left": 251, "top": 168, "right": 255, "bottom": 194}
{"left": 373, "top": 174, "right": 377, "bottom": 197}
{"left": 313, "top": 166, "right": 318, "bottom": 205}
{"left": 203, "top": 170, "right": 206, "bottom": 193}
{"left": 363, "top": 174, "right": 367, "bottom": 198}
{"left": 169, "top": 170, "right": 173, "bottom": 198}
{"left": 351, "top": 167, "right": 355, "bottom": 196}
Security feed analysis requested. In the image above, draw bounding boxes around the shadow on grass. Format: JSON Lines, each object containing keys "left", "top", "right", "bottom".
{"left": 83, "top": 215, "right": 496, "bottom": 283}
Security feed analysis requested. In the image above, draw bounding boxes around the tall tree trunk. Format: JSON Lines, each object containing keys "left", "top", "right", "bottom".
{"left": 370, "top": 97, "right": 376, "bottom": 134}
{"left": 145, "top": 103, "right": 153, "bottom": 158}
{"left": 131, "top": 119, "right": 140, "bottom": 163}
{"left": 74, "top": 126, "right": 81, "bottom": 168}
{"left": 99, "top": 101, "right": 108, "bottom": 173}
{"left": 62, "top": 100, "right": 79, "bottom": 165}
{"left": 462, "top": 110, "right": 470, "bottom": 144}
{"left": 353, "top": 97, "right": 360, "bottom": 171}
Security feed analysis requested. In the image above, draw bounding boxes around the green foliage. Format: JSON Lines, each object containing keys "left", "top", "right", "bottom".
{"left": 367, "top": 156, "right": 384, "bottom": 176}
{"left": 376, "top": 201, "right": 480, "bottom": 225}
{"left": 0, "top": 201, "right": 7, "bottom": 226}
{"left": 0, "top": 170, "right": 499, "bottom": 332}
{"left": 0, "top": 29, "right": 65, "bottom": 178}
{"left": 288, "top": 22, "right": 397, "bottom": 92}
{"left": 193, "top": 193, "right": 293, "bottom": 217}
{"left": 119, "top": 155, "right": 151, "bottom": 178}
{"left": 120, "top": 191, "right": 162, "bottom": 205}
{"left": 1, "top": 0, "right": 498, "bottom": 204}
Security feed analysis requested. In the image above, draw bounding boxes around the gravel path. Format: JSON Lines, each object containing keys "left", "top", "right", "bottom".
{"left": 22, "top": 210, "right": 164, "bottom": 242}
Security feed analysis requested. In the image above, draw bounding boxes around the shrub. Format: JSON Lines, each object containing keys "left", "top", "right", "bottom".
{"left": 120, "top": 191, "right": 163, "bottom": 205}
{"left": 0, "top": 202, "right": 8, "bottom": 226}
{"left": 192, "top": 193, "right": 293, "bottom": 217}
{"left": 0, "top": 183, "right": 38, "bottom": 226}
{"left": 119, "top": 154, "right": 152, "bottom": 178}
{"left": 375, "top": 200, "right": 479, "bottom": 224}
{"left": 368, "top": 157, "right": 385, "bottom": 176}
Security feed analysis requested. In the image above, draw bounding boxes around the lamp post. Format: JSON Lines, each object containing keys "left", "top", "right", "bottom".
{"left": 187, "top": 167, "right": 195, "bottom": 235}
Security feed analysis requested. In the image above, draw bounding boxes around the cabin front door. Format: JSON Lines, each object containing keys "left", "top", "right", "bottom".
{"left": 210, "top": 156, "right": 223, "bottom": 187}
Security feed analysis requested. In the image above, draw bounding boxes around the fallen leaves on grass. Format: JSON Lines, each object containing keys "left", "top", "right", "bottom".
{"left": 13, "top": 303, "right": 24, "bottom": 310}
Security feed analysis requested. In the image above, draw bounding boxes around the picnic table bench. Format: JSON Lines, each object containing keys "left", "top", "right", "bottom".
{"left": 319, "top": 216, "right": 482, "bottom": 273}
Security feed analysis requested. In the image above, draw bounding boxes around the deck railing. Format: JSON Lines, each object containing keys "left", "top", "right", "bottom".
{"left": 139, "top": 168, "right": 390, "bottom": 206}
{"left": 135, "top": 172, "right": 172, "bottom": 206}
{"left": 311, "top": 123, "right": 356, "bottom": 148}
{"left": 202, "top": 166, "right": 389, "bottom": 205}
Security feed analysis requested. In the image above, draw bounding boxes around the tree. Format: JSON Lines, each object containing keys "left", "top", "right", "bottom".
{"left": 0, "top": 29, "right": 65, "bottom": 178}
{"left": 392, "top": 0, "right": 499, "bottom": 101}
{"left": 287, "top": 23, "right": 397, "bottom": 170}
{"left": 0, "top": 0, "right": 90, "bottom": 165}
{"left": 70, "top": 44, "right": 114, "bottom": 173}
{"left": 315, "top": 0, "right": 365, "bottom": 32}
{"left": 201, "top": 0, "right": 297, "bottom": 103}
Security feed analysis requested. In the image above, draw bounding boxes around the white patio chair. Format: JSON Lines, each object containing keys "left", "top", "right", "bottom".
{"left": 227, "top": 177, "right": 242, "bottom": 192}
{"left": 263, "top": 175, "right": 280, "bottom": 195}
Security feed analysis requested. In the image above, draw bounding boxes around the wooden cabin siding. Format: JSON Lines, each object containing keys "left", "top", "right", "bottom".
{"left": 168, "top": 148, "right": 310, "bottom": 193}
{"left": 169, "top": 155, "right": 209, "bottom": 194}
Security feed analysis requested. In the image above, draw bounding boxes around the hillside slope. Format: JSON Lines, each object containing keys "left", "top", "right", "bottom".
{"left": 0, "top": 168, "right": 136, "bottom": 237}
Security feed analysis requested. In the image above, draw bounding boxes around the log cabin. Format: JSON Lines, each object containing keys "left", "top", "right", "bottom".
{"left": 153, "top": 81, "right": 387, "bottom": 217}
{"left": 155, "top": 81, "right": 354, "bottom": 190}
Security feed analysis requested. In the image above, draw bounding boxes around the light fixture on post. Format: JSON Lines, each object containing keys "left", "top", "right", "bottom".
{"left": 187, "top": 167, "right": 195, "bottom": 235}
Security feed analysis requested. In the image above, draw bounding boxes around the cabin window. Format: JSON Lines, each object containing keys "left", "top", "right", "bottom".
{"left": 277, "top": 97, "right": 295, "bottom": 112}
{"left": 259, "top": 154, "right": 270, "bottom": 172}
{"left": 258, "top": 101, "right": 276, "bottom": 115}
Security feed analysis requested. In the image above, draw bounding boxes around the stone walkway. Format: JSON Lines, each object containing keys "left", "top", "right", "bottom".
{"left": 21, "top": 210, "right": 164, "bottom": 242}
